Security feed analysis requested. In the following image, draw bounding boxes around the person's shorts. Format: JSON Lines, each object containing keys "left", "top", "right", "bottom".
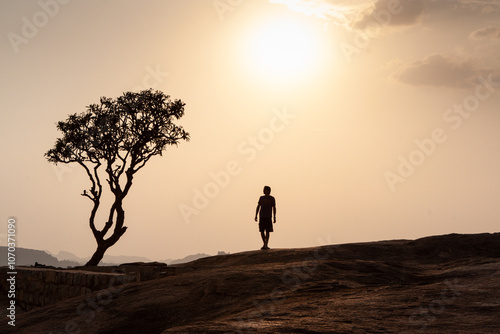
{"left": 259, "top": 216, "right": 273, "bottom": 233}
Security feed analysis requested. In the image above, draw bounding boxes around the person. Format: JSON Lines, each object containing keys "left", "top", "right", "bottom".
{"left": 254, "top": 185, "right": 276, "bottom": 250}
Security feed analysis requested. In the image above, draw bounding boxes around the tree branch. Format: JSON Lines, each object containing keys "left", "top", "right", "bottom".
{"left": 77, "top": 160, "right": 102, "bottom": 240}
{"left": 78, "top": 161, "right": 97, "bottom": 201}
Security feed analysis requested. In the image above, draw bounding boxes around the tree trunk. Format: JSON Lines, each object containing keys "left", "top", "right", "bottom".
{"left": 85, "top": 243, "right": 109, "bottom": 266}
{"left": 84, "top": 196, "right": 128, "bottom": 266}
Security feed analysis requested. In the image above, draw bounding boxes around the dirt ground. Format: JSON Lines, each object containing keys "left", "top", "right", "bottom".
{"left": 1, "top": 233, "right": 499, "bottom": 333}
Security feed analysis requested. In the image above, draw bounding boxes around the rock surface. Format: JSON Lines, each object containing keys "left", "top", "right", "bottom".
{"left": 2, "top": 233, "right": 499, "bottom": 333}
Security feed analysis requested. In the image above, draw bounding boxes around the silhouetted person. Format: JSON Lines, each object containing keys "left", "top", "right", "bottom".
{"left": 254, "top": 186, "right": 276, "bottom": 250}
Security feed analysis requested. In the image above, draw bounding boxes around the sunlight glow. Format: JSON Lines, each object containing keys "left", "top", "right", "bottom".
{"left": 246, "top": 16, "right": 321, "bottom": 83}
{"left": 269, "top": 0, "right": 354, "bottom": 27}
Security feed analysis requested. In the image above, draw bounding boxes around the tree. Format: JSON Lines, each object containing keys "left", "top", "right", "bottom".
{"left": 45, "top": 89, "right": 190, "bottom": 266}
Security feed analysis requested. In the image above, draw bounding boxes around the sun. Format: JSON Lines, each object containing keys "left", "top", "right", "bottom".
{"left": 243, "top": 15, "right": 322, "bottom": 85}
{"left": 250, "top": 19, "right": 317, "bottom": 75}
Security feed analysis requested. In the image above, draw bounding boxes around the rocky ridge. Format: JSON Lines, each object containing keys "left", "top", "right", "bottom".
{"left": 1, "top": 233, "right": 499, "bottom": 333}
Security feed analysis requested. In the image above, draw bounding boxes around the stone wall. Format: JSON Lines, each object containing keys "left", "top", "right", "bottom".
{"left": 0, "top": 263, "right": 171, "bottom": 311}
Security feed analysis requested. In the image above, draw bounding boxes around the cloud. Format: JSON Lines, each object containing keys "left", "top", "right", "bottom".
{"left": 354, "top": 0, "right": 425, "bottom": 30}
{"left": 392, "top": 54, "right": 499, "bottom": 88}
{"left": 269, "top": 0, "right": 500, "bottom": 31}
{"left": 269, "top": 0, "right": 424, "bottom": 30}
{"left": 469, "top": 26, "right": 500, "bottom": 40}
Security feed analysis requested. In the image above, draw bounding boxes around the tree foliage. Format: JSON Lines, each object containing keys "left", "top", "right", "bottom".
{"left": 45, "top": 89, "right": 189, "bottom": 266}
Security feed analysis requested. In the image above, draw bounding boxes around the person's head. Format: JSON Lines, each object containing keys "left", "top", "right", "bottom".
{"left": 263, "top": 186, "right": 271, "bottom": 195}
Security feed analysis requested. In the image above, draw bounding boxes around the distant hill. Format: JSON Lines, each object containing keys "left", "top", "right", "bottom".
{"left": 54, "top": 251, "right": 152, "bottom": 266}
{"left": 1, "top": 247, "right": 224, "bottom": 268}
{"left": 59, "top": 250, "right": 219, "bottom": 265}
{"left": 3, "top": 233, "right": 499, "bottom": 333}
{"left": 0, "top": 248, "right": 154, "bottom": 268}
{"left": 0, "top": 247, "right": 80, "bottom": 267}
{"left": 55, "top": 250, "right": 84, "bottom": 263}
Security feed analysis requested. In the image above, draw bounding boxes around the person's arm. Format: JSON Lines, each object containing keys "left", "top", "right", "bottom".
{"left": 273, "top": 202, "right": 276, "bottom": 223}
{"left": 255, "top": 203, "right": 260, "bottom": 221}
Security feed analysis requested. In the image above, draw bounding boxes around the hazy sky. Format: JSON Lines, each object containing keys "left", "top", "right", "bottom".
{"left": 2, "top": 0, "right": 500, "bottom": 261}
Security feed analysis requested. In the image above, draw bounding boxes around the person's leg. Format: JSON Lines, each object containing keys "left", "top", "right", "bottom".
{"left": 261, "top": 231, "right": 267, "bottom": 249}
{"left": 264, "top": 230, "right": 269, "bottom": 249}
{"left": 265, "top": 218, "right": 273, "bottom": 249}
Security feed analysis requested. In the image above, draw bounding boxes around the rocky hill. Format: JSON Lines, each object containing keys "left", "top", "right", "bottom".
{"left": 2, "top": 233, "right": 499, "bottom": 333}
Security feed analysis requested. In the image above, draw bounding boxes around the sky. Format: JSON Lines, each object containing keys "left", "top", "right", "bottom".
{"left": 1, "top": 0, "right": 500, "bottom": 262}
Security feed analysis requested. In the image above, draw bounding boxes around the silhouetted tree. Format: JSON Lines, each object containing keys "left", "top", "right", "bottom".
{"left": 45, "top": 89, "right": 189, "bottom": 266}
